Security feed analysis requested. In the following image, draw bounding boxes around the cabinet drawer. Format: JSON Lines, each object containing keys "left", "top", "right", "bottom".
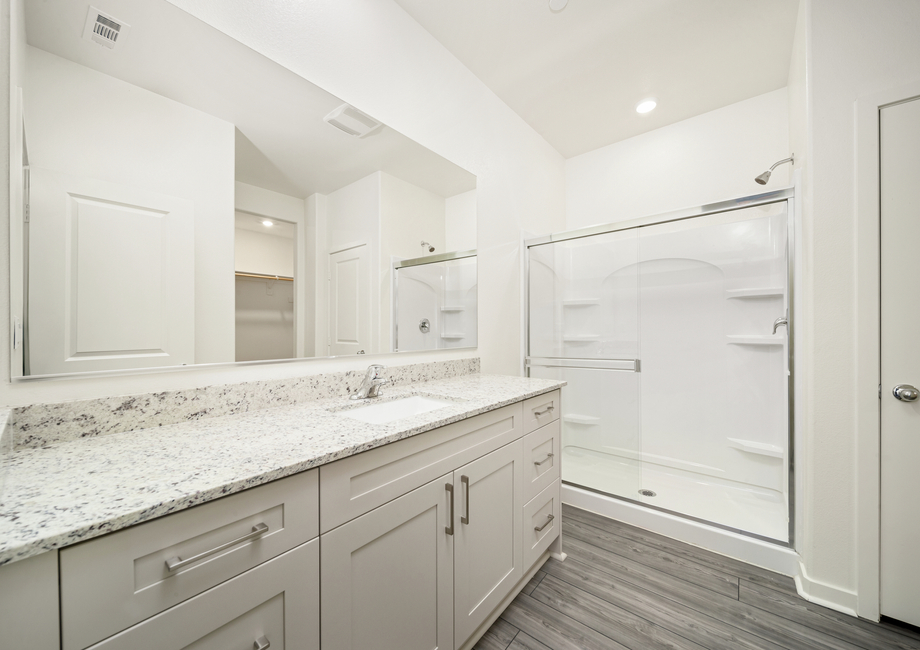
{"left": 522, "top": 419, "right": 560, "bottom": 503}
{"left": 87, "top": 539, "right": 319, "bottom": 650}
{"left": 522, "top": 390, "right": 560, "bottom": 435}
{"left": 320, "top": 403, "right": 523, "bottom": 532}
{"left": 522, "top": 479, "right": 561, "bottom": 569}
{"left": 61, "top": 469, "right": 318, "bottom": 650}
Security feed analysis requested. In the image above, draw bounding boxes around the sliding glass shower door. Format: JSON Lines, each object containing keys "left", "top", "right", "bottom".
{"left": 527, "top": 199, "right": 792, "bottom": 543}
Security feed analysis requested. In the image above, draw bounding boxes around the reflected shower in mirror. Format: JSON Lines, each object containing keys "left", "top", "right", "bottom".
{"left": 393, "top": 252, "right": 478, "bottom": 352}
{"left": 11, "top": 0, "right": 477, "bottom": 378}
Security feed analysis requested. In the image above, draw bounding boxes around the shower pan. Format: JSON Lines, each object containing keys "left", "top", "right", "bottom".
{"left": 526, "top": 189, "right": 794, "bottom": 544}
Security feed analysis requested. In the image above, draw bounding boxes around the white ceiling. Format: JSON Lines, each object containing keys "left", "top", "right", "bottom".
{"left": 235, "top": 212, "right": 295, "bottom": 240}
{"left": 393, "top": 0, "right": 800, "bottom": 158}
{"left": 24, "top": 0, "right": 476, "bottom": 199}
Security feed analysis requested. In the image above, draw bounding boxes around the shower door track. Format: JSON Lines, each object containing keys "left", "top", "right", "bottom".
{"left": 524, "top": 186, "right": 796, "bottom": 547}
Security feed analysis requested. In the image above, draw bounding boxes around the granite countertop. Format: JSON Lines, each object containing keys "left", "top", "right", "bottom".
{"left": 0, "top": 374, "right": 564, "bottom": 566}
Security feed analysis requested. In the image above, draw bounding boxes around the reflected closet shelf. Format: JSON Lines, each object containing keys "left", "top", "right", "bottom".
{"left": 562, "top": 299, "right": 600, "bottom": 306}
{"left": 726, "top": 335, "right": 784, "bottom": 346}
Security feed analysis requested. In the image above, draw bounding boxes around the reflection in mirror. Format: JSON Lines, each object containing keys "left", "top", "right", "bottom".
{"left": 393, "top": 253, "right": 478, "bottom": 352}
{"left": 11, "top": 0, "right": 476, "bottom": 378}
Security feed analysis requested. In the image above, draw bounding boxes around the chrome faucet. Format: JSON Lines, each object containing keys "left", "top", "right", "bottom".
{"left": 351, "top": 364, "right": 387, "bottom": 400}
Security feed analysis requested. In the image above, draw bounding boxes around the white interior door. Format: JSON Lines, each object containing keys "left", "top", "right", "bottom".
{"left": 328, "top": 244, "right": 369, "bottom": 356}
{"left": 28, "top": 168, "right": 195, "bottom": 375}
{"left": 880, "top": 96, "right": 920, "bottom": 627}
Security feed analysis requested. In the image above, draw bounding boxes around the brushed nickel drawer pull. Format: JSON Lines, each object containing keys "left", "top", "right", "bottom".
{"left": 534, "top": 452, "right": 554, "bottom": 467}
{"left": 445, "top": 483, "right": 455, "bottom": 536}
{"left": 461, "top": 475, "right": 470, "bottom": 525}
{"left": 534, "top": 514, "right": 555, "bottom": 532}
{"left": 254, "top": 636, "right": 271, "bottom": 650}
{"left": 165, "top": 523, "right": 269, "bottom": 572}
{"left": 534, "top": 405, "right": 555, "bottom": 417}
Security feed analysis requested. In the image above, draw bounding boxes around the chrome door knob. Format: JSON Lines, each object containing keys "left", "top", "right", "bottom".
{"left": 892, "top": 384, "right": 920, "bottom": 402}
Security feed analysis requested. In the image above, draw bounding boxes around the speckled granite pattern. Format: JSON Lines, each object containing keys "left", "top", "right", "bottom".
{"left": 0, "top": 374, "right": 564, "bottom": 566}
{"left": 13, "top": 358, "right": 480, "bottom": 449}
{"left": 0, "top": 409, "right": 11, "bottom": 496}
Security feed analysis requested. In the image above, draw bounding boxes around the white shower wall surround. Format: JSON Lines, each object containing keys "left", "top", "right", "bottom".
{"left": 12, "top": 358, "right": 480, "bottom": 449}
{"left": 528, "top": 196, "right": 791, "bottom": 542}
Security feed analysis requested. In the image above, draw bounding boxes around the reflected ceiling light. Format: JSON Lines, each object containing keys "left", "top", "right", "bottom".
{"left": 549, "top": 0, "right": 568, "bottom": 11}
{"left": 262, "top": 220, "right": 273, "bottom": 227}
{"left": 636, "top": 98, "right": 657, "bottom": 114}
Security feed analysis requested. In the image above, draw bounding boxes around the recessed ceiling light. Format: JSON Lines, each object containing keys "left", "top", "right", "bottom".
{"left": 636, "top": 98, "right": 657, "bottom": 114}
{"left": 549, "top": 0, "right": 568, "bottom": 11}
{"left": 262, "top": 220, "right": 273, "bottom": 227}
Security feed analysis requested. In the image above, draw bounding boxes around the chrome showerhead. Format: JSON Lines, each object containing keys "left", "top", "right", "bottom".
{"left": 421, "top": 240, "right": 435, "bottom": 253}
{"left": 754, "top": 155, "right": 794, "bottom": 186}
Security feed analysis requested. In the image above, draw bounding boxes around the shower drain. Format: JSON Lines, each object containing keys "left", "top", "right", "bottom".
{"left": 638, "top": 489, "right": 657, "bottom": 497}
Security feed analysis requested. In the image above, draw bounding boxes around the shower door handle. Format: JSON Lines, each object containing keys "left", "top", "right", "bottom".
{"left": 772, "top": 317, "right": 788, "bottom": 335}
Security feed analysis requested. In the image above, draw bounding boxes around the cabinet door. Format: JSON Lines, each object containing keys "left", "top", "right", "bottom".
{"left": 453, "top": 439, "right": 523, "bottom": 645}
{"left": 321, "top": 474, "right": 454, "bottom": 650}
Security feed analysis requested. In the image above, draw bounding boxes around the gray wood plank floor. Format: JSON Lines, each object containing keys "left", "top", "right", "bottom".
{"left": 475, "top": 504, "right": 920, "bottom": 650}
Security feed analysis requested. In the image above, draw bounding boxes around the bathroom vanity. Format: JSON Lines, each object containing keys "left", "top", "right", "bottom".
{"left": 0, "top": 374, "right": 563, "bottom": 650}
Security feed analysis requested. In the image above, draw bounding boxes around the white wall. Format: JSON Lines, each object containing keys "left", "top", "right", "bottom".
{"left": 380, "top": 171, "right": 446, "bottom": 351}
{"left": 566, "top": 89, "right": 791, "bottom": 230}
{"left": 791, "top": 0, "right": 920, "bottom": 613}
{"left": 445, "top": 189, "right": 477, "bottom": 252}
{"left": 234, "top": 226, "right": 294, "bottom": 277}
{"left": 22, "top": 45, "right": 236, "bottom": 365}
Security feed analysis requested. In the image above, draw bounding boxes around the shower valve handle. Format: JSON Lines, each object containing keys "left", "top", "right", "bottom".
{"left": 772, "top": 317, "right": 788, "bottom": 335}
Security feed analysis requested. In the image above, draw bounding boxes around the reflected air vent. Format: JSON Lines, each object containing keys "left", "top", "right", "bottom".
{"left": 323, "top": 104, "right": 383, "bottom": 139}
{"left": 83, "top": 6, "right": 130, "bottom": 50}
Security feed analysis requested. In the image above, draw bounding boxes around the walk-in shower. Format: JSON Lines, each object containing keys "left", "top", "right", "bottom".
{"left": 393, "top": 250, "right": 478, "bottom": 351}
{"left": 526, "top": 189, "right": 794, "bottom": 545}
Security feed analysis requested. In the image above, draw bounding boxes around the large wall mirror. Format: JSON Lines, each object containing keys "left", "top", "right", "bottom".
{"left": 10, "top": 0, "right": 477, "bottom": 379}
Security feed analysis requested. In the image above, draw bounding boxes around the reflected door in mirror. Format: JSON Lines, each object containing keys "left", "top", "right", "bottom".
{"left": 329, "top": 245, "right": 369, "bottom": 356}
{"left": 28, "top": 168, "right": 194, "bottom": 375}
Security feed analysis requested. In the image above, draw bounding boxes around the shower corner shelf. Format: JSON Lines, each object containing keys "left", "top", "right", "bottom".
{"left": 562, "top": 414, "right": 600, "bottom": 425}
{"left": 727, "top": 438, "right": 784, "bottom": 459}
{"left": 725, "top": 287, "right": 784, "bottom": 299}
{"left": 726, "top": 335, "right": 784, "bottom": 346}
{"left": 440, "top": 333, "right": 465, "bottom": 340}
{"left": 440, "top": 306, "right": 464, "bottom": 312}
{"left": 562, "top": 299, "right": 600, "bottom": 307}
{"left": 562, "top": 335, "right": 600, "bottom": 342}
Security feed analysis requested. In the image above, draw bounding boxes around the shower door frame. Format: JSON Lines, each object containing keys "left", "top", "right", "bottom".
{"left": 524, "top": 187, "right": 797, "bottom": 547}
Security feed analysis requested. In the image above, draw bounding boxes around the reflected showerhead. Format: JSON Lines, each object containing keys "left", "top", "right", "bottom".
{"left": 754, "top": 155, "right": 794, "bottom": 185}
{"left": 421, "top": 240, "right": 435, "bottom": 253}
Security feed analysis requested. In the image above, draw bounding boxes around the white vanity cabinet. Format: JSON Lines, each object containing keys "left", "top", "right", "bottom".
{"left": 319, "top": 392, "right": 561, "bottom": 650}
{"left": 0, "top": 388, "right": 562, "bottom": 650}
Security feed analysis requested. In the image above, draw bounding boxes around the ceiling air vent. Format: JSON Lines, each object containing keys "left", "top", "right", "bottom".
{"left": 323, "top": 104, "right": 383, "bottom": 139}
{"left": 83, "top": 6, "right": 130, "bottom": 50}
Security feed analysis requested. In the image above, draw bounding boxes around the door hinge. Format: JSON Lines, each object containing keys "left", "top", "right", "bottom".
{"left": 23, "top": 167, "right": 30, "bottom": 222}
{"left": 879, "top": 384, "right": 882, "bottom": 399}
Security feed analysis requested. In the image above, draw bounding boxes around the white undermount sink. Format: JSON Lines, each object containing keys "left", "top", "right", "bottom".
{"left": 335, "top": 395, "right": 457, "bottom": 425}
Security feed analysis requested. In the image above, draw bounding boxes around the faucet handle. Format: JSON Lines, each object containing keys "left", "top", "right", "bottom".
{"left": 366, "top": 364, "right": 385, "bottom": 378}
